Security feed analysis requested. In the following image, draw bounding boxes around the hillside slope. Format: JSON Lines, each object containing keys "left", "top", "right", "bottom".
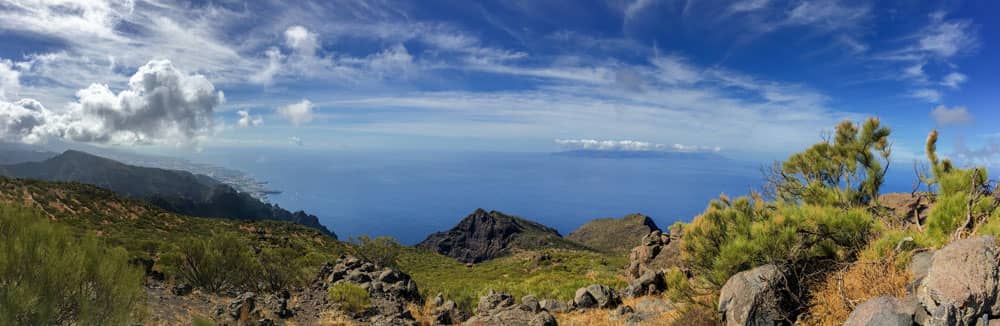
{"left": 0, "top": 150, "right": 335, "bottom": 237}
{"left": 567, "top": 213, "right": 661, "bottom": 253}
{"left": 418, "top": 208, "right": 591, "bottom": 263}
{"left": 0, "top": 176, "right": 343, "bottom": 258}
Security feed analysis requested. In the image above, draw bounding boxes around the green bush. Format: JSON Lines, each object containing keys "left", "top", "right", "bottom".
{"left": 922, "top": 130, "right": 997, "bottom": 244}
{"left": 328, "top": 282, "right": 371, "bottom": 313}
{"left": 682, "top": 195, "right": 874, "bottom": 289}
{"left": 352, "top": 235, "right": 402, "bottom": 269}
{"left": 161, "top": 234, "right": 261, "bottom": 293}
{"left": 767, "top": 118, "right": 891, "bottom": 208}
{"left": 0, "top": 204, "right": 144, "bottom": 324}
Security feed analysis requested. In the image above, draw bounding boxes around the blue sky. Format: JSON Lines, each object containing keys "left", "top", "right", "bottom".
{"left": 0, "top": 0, "right": 997, "bottom": 165}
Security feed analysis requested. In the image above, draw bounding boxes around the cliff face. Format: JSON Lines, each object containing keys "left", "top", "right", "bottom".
{"left": 566, "top": 213, "right": 661, "bottom": 254}
{"left": 418, "top": 208, "right": 588, "bottom": 263}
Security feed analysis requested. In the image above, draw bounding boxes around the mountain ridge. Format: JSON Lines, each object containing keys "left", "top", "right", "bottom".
{"left": 0, "top": 150, "right": 335, "bottom": 237}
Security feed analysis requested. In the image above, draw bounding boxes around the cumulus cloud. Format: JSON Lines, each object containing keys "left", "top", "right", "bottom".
{"left": 285, "top": 25, "right": 319, "bottom": 56}
{"left": 0, "top": 59, "right": 224, "bottom": 146}
{"left": 278, "top": 99, "right": 314, "bottom": 126}
{"left": 237, "top": 110, "right": 263, "bottom": 127}
{"left": 554, "top": 139, "right": 720, "bottom": 153}
{"left": 930, "top": 105, "right": 972, "bottom": 126}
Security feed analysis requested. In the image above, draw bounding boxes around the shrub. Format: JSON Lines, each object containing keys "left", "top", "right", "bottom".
{"left": 922, "top": 130, "right": 998, "bottom": 243}
{"left": 328, "top": 282, "right": 371, "bottom": 314}
{"left": 765, "top": 118, "right": 891, "bottom": 208}
{"left": 0, "top": 204, "right": 144, "bottom": 324}
{"left": 681, "top": 195, "right": 874, "bottom": 288}
{"left": 353, "top": 235, "right": 402, "bottom": 268}
{"left": 259, "top": 247, "right": 303, "bottom": 292}
{"left": 161, "top": 234, "right": 261, "bottom": 293}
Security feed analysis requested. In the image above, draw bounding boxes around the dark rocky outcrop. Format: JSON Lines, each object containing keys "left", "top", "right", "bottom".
{"left": 428, "top": 293, "right": 468, "bottom": 325}
{"left": 845, "top": 296, "right": 917, "bottom": 326}
{"left": 298, "top": 255, "right": 421, "bottom": 325}
{"left": 566, "top": 213, "right": 660, "bottom": 254}
{"left": 418, "top": 208, "right": 588, "bottom": 263}
{"left": 0, "top": 150, "right": 335, "bottom": 237}
{"left": 463, "top": 290, "right": 557, "bottom": 326}
{"left": 718, "top": 264, "right": 791, "bottom": 326}
{"left": 573, "top": 284, "right": 621, "bottom": 309}
{"left": 624, "top": 270, "right": 667, "bottom": 298}
{"left": 624, "top": 229, "right": 681, "bottom": 281}
{"left": 916, "top": 236, "right": 1000, "bottom": 325}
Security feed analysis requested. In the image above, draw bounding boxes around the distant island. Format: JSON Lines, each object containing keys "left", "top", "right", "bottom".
{"left": 552, "top": 149, "right": 725, "bottom": 160}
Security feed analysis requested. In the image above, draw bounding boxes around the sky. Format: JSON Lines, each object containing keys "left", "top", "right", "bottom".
{"left": 0, "top": 0, "right": 997, "bottom": 166}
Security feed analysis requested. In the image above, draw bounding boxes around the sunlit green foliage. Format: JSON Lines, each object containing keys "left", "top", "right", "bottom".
{"left": 0, "top": 204, "right": 144, "bottom": 325}
{"left": 329, "top": 282, "right": 371, "bottom": 313}
{"left": 161, "top": 234, "right": 261, "bottom": 293}
{"left": 922, "top": 130, "right": 998, "bottom": 243}
{"left": 352, "top": 235, "right": 403, "bottom": 269}
{"left": 770, "top": 118, "right": 891, "bottom": 208}
{"left": 681, "top": 195, "right": 874, "bottom": 288}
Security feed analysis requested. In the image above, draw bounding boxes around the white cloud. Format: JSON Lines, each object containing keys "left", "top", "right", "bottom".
{"left": 941, "top": 72, "right": 967, "bottom": 89}
{"left": 728, "top": 0, "right": 771, "bottom": 13}
{"left": 918, "top": 12, "right": 977, "bottom": 60}
{"left": 289, "top": 136, "right": 303, "bottom": 146}
{"left": 285, "top": 25, "right": 319, "bottom": 56}
{"left": 785, "top": 0, "right": 870, "bottom": 31}
{"left": 903, "top": 62, "right": 927, "bottom": 83}
{"left": 910, "top": 89, "right": 941, "bottom": 103}
{"left": 0, "top": 60, "right": 20, "bottom": 100}
{"left": 0, "top": 59, "right": 224, "bottom": 146}
{"left": 237, "top": 110, "right": 263, "bottom": 127}
{"left": 930, "top": 105, "right": 972, "bottom": 126}
{"left": 250, "top": 47, "right": 284, "bottom": 85}
{"left": 554, "top": 139, "right": 720, "bottom": 153}
{"left": 278, "top": 99, "right": 315, "bottom": 126}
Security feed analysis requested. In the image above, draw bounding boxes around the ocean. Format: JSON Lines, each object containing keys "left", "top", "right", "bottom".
{"left": 192, "top": 149, "right": 916, "bottom": 244}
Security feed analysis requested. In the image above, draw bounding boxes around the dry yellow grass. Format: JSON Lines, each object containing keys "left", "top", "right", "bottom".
{"left": 803, "top": 250, "right": 911, "bottom": 325}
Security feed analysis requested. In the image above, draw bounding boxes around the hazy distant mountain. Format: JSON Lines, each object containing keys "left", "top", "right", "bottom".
{"left": 552, "top": 149, "right": 725, "bottom": 160}
{"left": 0, "top": 150, "right": 335, "bottom": 238}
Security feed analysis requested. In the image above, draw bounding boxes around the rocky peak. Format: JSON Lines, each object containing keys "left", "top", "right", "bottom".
{"left": 417, "top": 208, "right": 581, "bottom": 263}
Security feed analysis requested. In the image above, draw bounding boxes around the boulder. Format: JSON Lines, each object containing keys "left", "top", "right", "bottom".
{"left": 907, "top": 250, "right": 934, "bottom": 294}
{"left": 573, "top": 284, "right": 621, "bottom": 309}
{"left": 301, "top": 255, "right": 422, "bottom": 325}
{"left": 429, "top": 294, "right": 465, "bottom": 325}
{"left": 478, "top": 290, "right": 516, "bottom": 314}
{"left": 624, "top": 230, "right": 681, "bottom": 280}
{"left": 521, "top": 295, "right": 541, "bottom": 313}
{"left": 844, "top": 296, "right": 916, "bottom": 326}
{"left": 226, "top": 292, "right": 259, "bottom": 321}
{"left": 171, "top": 282, "right": 193, "bottom": 296}
{"left": 718, "top": 264, "right": 790, "bottom": 325}
{"left": 466, "top": 291, "right": 557, "bottom": 326}
{"left": 539, "top": 299, "right": 570, "bottom": 313}
{"left": 917, "top": 236, "right": 1000, "bottom": 325}
{"left": 624, "top": 270, "right": 666, "bottom": 298}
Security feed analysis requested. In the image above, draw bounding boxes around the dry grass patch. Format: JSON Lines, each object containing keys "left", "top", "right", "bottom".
{"left": 804, "top": 250, "right": 911, "bottom": 325}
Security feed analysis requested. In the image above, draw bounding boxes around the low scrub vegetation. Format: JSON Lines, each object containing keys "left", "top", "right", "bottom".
{"left": 398, "top": 248, "right": 626, "bottom": 312}
{"left": 0, "top": 204, "right": 144, "bottom": 324}
{"left": 329, "top": 282, "right": 371, "bottom": 314}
